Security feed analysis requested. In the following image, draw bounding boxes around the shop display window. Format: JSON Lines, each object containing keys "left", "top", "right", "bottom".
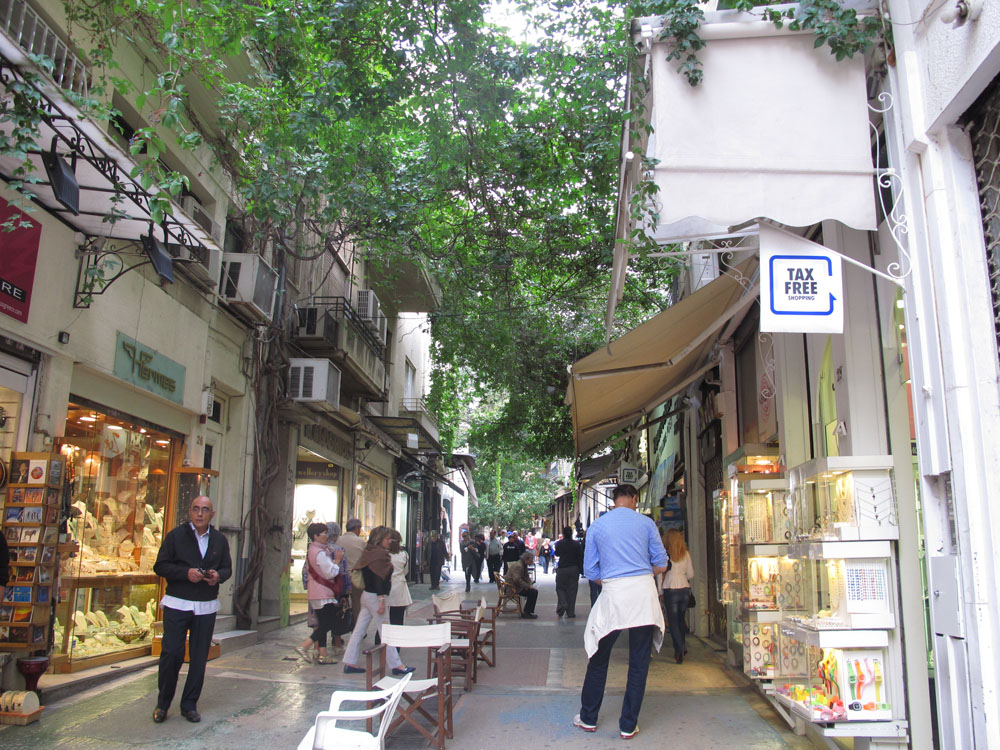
{"left": 53, "top": 402, "right": 175, "bottom": 667}
{"left": 775, "top": 643, "right": 893, "bottom": 722}
{"left": 777, "top": 556, "right": 807, "bottom": 612}
{"left": 290, "top": 460, "right": 341, "bottom": 597}
{"left": 355, "top": 465, "right": 387, "bottom": 536}
{"left": 743, "top": 555, "right": 780, "bottom": 611}
{"left": 742, "top": 622, "right": 777, "bottom": 679}
{"left": 789, "top": 457, "right": 898, "bottom": 541}
{"left": 783, "top": 553, "right": 895, "bottom": 631}
{"left": 740, "top": 486, "right": 791, "bottom": 544}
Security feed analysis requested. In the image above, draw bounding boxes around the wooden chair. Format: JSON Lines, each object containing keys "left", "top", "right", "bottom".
{"left": 362, "top": 623, "right": 453, "bottom": 750}
{"left": 496, "top": 577, "right": 523, "bottom": 616}
{"left": 437, "top": 608, "right": 480, "bottom": 691}
{"left": 431, "top": 595, "right": 497, "bottom": 669}
{"left": 296, "top": 672, "right": 412, "bottom": 750}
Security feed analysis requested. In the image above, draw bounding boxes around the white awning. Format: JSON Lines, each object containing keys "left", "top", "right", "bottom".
{"left": 568, "top": 260, "right": 757, "bottom": 456}
{"left": 649, "top": 21, "right": 876, "bottom": 235}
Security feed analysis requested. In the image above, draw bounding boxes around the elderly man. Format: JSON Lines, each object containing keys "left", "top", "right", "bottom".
{"left": 573, "top": 485, "right": 668, "bottom": 740}
{"left": 152, "top": 496, "right": 232, "bottom": 724}
{"left": 339, "top": 518, "right": 366, "bottom": 619}
{"left": 505, "top": 551, "right": 539, "bottom": 619}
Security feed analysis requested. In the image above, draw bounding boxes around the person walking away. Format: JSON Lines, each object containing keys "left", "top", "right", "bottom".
{"left": 539, "top": 537, "right": 553, "bottom": 574}
{"left": 340, "top": 519, "right": 366, "bottom": 626}
{"left": 342, "top": 526, "right": 415, "bottom": 675}
{"left": 474, "top": 533, "right": 487, "bottom": 582}
{"left": 461, "top": 531, "right": 478, "bottom": 592}
{"left": 486, "top": 530, "right": 503, "bottom": 583}
{"left": 296, "top": 523, "right": 345, "bottom": 664}
{"left": 387, "top": 529, "right": 412, "bottom": 625}
{"left": 428, "top": 530, "right": 447, "bottom": 589}
{"left": 573, "top": 485, "right": 667, "bottom": 740}
{"left": 525, "top": 529, "right": 538, "bottom": 567}
{"left": 554, "top": 526, "right": 582, "bottom": 618}
{"left": 152, "top": 496, "right": 232, "bottom": 724}
{"left": 505, "top": 551, "right": 539, "bottom": 619}
{"left": 662, "top": 528, "right": 695, "bottom": 663}
{"left": 502, "top": 531, "right": 524, "bottom": 575}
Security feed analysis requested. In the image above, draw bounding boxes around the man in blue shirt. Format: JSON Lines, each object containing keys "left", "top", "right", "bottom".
{"left": 573, "top": 485, "right": 668, "bottom": 740}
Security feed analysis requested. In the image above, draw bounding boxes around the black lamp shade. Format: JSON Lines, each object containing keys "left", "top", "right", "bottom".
{"left": 41, "top": 150, "right": 80, "bottom": 215}
{"left": 141, "top": 234, "right": 175, "bottom": 283}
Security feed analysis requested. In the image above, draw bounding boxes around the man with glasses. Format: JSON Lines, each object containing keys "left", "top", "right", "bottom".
{"left": 152, "top": 496, "right": 232, "bottom": 724}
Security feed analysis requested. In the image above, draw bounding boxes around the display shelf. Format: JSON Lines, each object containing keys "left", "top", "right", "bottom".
{"left": 781, "top": 621, "right": 889, "bottom": 649}
{"left": 787, "top": 540, "right": 892, "bottom": 560}
{"left": 743, "top": 608, "right": 783, "bottom": 624}
{"left": 744, "top": 543, "right": 785, "bottom": 557}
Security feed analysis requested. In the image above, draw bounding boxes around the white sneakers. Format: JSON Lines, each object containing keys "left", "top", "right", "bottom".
{"left": 620, "top": 726, "right": 639, "bottom": 740}
{"left": 573, "top": 714, "right": 597, "bottom": 732}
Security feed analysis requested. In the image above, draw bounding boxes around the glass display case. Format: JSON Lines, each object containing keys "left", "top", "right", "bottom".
{"left": 789, "top": 457, "right": 897, "bottom": 541}
{"left": 742, "top": 621, "right": 777, "bottom": 679}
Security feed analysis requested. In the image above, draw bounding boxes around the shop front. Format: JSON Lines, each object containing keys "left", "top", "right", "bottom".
{"left": 289, "top": 457, "right": 342, "bottom": 602}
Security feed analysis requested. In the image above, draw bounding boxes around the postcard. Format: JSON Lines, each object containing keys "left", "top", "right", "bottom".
{"left": 37, "top": 568, "right": 52, "bottom": 584}
{"left": 46, "top": 488, "right": 59, "bottom": 506}
{"left": 8, "top": 487, "right": 24, "bottom": 503}
{"left": 40, "top": 546, "right": 54, "bottom": 564}
{"left": 6, "top": 549, "right": 18, "bottom": 563}
{"left": 26, "top": 459, "right": 47, "bottom": 484}
{"left": 9, "top": 459, "right": 30, "bottom": 485}
{"left": 24, "top": 488, "right": 44, "bottom": 504}
{"left": 0, "top": 606, "right": 12, "bottom": 621}
{"left": 20, "top": 528, "right": 39, "bottom": 544}
{"left": 14, "top": 568, "right": 34, "bottom": 583}
{"left": 47, "top": 458, "right": 63, "bottom": 486}
{"left": 42, "top": 527, "right": 57, "bottom": 544}
{"left": 35, "top": 587, "right": 50, "bottom": 604}
{"left": 20, "top": 547, "right": 37, "bottom": 563}
{"left": 11, "top": 605, "right": 32, "bottom": 623}
{"left": 4, "top": 528, "right": 20, "bottom": 544}
{"left": 0, "top": 626, "right": 13, "bottom": 642}
{"left": 7, "top": 586, "right": 31, "bottom": 603}
{"left": 31, "top": 625, "right": 45, "bottom": 643}
{"left": 22, "top": 507, "right": 43, "bottom": 524}
{"left": 4, "top": 507, "right": 23, "bottom": 523}
{"left": 44, "top": 506, "right": 57, "bottom": 524}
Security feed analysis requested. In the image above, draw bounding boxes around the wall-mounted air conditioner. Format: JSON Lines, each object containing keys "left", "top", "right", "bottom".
{"left": 181, "top": 196, "right": 224, "bottom": 243}
{"left": 166, "top": 242, "right": 220, "bottom": 291}
{"left": 289, "top": 358, "right": 341, "bottom": 413}
{"left": 219, "top": 253, "right": 278, "bottom": 320}
{"left": 356, "top": 289, "right": 382, "bottom": 329}
{"left": 294, "top": 307, "right": 337, "bottom": 347}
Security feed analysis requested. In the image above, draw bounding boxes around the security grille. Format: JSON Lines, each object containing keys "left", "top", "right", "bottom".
{"left": 967, "top": 79, "right": 1000, "bottom": 359}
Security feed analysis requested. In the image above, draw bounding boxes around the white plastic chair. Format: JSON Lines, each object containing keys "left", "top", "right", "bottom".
{"left": 296, "top": 672, "right": 412, "bottom": 750}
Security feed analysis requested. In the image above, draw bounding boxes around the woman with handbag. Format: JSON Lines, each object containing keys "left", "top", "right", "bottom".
{"left": 296, "top": 522, "right": 346, "bottom": 664}
{"left": 662, "top": 528, "right": 695, "bottom": 664}
{"left": 387, "top": 529, "right": 412, "bottom": 625}
{"left": 342, "top": 526, "right": 416, "bottom": 676}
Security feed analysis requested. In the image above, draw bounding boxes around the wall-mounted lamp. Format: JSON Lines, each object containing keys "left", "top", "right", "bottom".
{"left": 941, "top": 0, "right": 983, "bottom": 24}
{"left": 42, "top": 137, "right": 79, "bottom": 215}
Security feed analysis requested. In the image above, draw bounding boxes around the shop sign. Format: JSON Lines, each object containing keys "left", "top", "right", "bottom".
{"left": 0, "top": 199, "right": 42, "bottom": 323}
{"left": 113, "top": 332, "right": 186, "bottom": 404}
{"left": 296, "top": 461, "right": 340, "bottom": 482}
{"left": 760, "top": 225, "right": 843, "bottom": 334}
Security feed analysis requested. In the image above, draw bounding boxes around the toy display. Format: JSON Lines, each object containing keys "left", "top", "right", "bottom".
{"left": 776, "top": 647, "right": 892, "bottom": 722}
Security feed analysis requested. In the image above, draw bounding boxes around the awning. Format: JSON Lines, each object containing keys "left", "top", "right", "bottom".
{"left": 568, "top": 260, "right": 758, "bottom": 456}
{"left": 647, "top": 20, "right": 876, "bottom": 234}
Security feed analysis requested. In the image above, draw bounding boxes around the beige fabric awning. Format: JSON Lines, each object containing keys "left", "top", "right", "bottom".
{"left": 568, "top": 262, "right": 757, "bottom": 455}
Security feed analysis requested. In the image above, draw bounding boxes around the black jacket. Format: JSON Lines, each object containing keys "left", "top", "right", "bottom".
{"left": 154, "top": 523, "right": 232, "bottom": 602}
{"left": 502, "top": 538, "right": 525, "bottom": 563}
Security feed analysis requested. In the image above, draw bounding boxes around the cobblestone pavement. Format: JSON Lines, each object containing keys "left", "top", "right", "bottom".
{"left": 0, "top": 570, "right": 815, "bottom": 749}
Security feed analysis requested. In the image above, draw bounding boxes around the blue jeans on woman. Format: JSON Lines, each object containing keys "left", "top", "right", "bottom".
{"left": 663, "top": 588, "right": 690, "bottom": 660}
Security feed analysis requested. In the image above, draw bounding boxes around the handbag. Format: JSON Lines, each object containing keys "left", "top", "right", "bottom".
{"left": 306, "top": 555, "right": 344, "bottom": 597}
{"left": 687, "top": 589, "right": 696, "bottom": 609}
{"left": 329, "top": 599, "right": 354, "bottom": 636}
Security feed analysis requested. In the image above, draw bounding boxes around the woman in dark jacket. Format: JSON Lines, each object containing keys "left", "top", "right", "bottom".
{"left": 554, "top": 526, "right": 582, "bottom": 618}
{"left": 428, "top": 530, "right": 447, "bottom": 590}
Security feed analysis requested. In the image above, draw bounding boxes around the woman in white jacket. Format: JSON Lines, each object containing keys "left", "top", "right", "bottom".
{"left": 661, "top": 528, "right": 695, "bottom": 664}
{"left": 387, "top": 529, "right": 412, "bottom": 626}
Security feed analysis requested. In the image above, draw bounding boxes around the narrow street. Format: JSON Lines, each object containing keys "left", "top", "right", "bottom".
{"left": 1, "top": 571, "right": 811, "bottom": 749}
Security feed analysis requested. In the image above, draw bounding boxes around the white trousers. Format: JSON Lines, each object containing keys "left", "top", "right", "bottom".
{"left": 343, "top": 591, "right": 403, "bottom": 670}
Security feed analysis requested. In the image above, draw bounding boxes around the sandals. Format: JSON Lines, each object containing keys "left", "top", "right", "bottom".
{"left": 317, "top": 655, "right": 339, "bottom": 664}
{"left": 294, "top": 646, "right": 312, "bottom": 662}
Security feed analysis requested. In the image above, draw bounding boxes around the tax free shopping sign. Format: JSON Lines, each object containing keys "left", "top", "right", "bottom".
{"left": 760, "top": 224, "right": 843, "bottom": 334}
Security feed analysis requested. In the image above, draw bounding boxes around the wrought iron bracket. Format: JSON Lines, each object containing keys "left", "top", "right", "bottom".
{"left": 73, "top": 235, "right": 157, "bottom": 308}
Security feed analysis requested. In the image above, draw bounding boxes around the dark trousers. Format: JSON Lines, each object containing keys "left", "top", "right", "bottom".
{"left": 541, "top": 555, "right": 550, "bottom": 573}
{"left": 157, "top": 606, "right": 216, "bottom": 713}
{"left": 487, "top": 555, "right": 502, "bottom": 582}
{"left": 309, "top": 601, "right": 339, "bottom": 648}
{"left": 519, "top": 587, "right": 538, "bottom": 614}
{"left": 589, "top": 579, "right": 602, "bottom": 605}
{"left": 663, "top": 588, "right": 690, "bottom": 657}
{"left": 430, "top": 562, "right": 442, "bottom": 588}
{"left": 579, "top": 625, "right": 654, "bottom": 734}
{"left": 376, "top": 605, "right": 407, "bottom": 645}
{"left": 555, "top": 565, "right": 579, "bottom": 616}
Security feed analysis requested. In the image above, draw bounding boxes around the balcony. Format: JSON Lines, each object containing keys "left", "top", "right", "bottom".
{"left": 0, "top": 0, "right": 89, "bottom": 96}
{"left": 400, "top": 396, "right": 439, "bottom": 442}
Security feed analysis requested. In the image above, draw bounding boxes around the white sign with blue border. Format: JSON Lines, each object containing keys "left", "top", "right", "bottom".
{"left": 760, "top": 224, "right": 843, "bottom": 334}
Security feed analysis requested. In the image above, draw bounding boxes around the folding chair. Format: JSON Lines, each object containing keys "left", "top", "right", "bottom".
{"left": 496, "top": 577, "right": 523, "bottom": 616}
{"left": 432, "top": 594, "right": 497, "bottom": 669}
{"left": 362, "top": 623, "right": 453, "bottom": 750}
{"left": 296, "top": 672, "right": 411, "bottom": 750}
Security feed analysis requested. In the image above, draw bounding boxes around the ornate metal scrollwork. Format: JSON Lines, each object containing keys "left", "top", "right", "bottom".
{"left": 869, "top": 92, "right": 912, "bottom": 281}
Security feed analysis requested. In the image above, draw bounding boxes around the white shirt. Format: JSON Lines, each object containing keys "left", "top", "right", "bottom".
{"left": 662, "top": 552, "right": 695, "bottom": 590}
{"left": 388, "top": 551, "right": 412, "bottom": 607}
{"left": 583, "top": 574, "right": 664, "bottom": 658}
{"left": 161, "top": 523, "right": 220, "bottom": 616}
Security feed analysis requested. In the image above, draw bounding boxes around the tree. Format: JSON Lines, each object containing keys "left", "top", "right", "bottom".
{"left": 469, "top": 454, "right": 560, "bottom": 533}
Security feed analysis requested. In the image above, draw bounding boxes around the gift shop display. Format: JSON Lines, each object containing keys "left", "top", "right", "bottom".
{"left": 51, "top": 403, "right": 176, "bottom": 671}
{"left": 789, "top": 457, "right": 897, "bottom": 542}
{"left": 1, "top": 452, "right": 64, "bottom": 650}
{"left": 776, "top": 644, "right": 893, "bottom": 722}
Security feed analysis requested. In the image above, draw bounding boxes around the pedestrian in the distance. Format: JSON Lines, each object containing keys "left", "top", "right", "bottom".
{"left": 461, "top": 530, "right": 478, "bottom": 592}
{"left": 152, "top": 496, "right": 232, "bottom": 724}
{"left": 486, "top": 530, "right": 503, "bottom": 583}
{"left": 573, "top": 485, "right": 667, "bottom": 740}
{"left": 662, "top": 528, "right": 695, "bottom": 663}
{"left": 474, "top": 533, "right": 487, "bottom": 582}
{"left": 428, "top": 530, "right": 447, "bottom": 589}
{"left": 340, "top": 518, "right": 366, "bottom": 624}
{"left": 295, "top": 522, "right": 345, "bottom": 664}
{"left": 539, "top": 537, "right": 553, "bottom": 574}
{"left": 502, "top": 531, "right": 524, "bottom": 574}
{"left": 554, "top": 526, "right": 582, "bottom": 618}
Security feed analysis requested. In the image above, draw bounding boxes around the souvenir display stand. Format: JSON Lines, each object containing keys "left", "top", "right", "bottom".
{"left": 1, "top": 453, "right": 64, "bottom": 652}
{"left": 772, "top": 455, "right": 909, "bottom": 742}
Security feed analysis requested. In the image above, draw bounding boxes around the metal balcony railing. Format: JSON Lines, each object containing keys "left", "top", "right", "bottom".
{"left": 1, "top": 0, "right": 90, "bottom": 96}
{"left": 400, "top": 397, "right": 437, "bottom": 426}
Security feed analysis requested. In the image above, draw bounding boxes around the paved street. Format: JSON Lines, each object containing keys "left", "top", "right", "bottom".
{"left": 1, "top": 571, "right": 813, "bottom": 749}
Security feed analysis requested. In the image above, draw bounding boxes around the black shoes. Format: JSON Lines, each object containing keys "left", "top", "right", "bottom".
{"left": 556, "top": 607, "right": 564, "bottom": 617}
{"left": 152, "top": 707, "right": 167, "bottom": 723}
{"left": 181, "top": 709, "right": 201, "bottom": 723}
{"left": 675, "top": 652, "right": 684, "bottom": 664}
{"left": 520, "top": 612, "right": 538, "bottom": 619}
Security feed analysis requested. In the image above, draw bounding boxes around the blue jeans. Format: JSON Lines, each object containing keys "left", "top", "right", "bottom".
{"left": 579, "top": 625, "right": 654, "bottom": 734}
{"left": 663, "top": 588, "right": 690, "bottom": 657}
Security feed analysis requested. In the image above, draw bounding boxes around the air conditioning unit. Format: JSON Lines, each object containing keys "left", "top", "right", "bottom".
{"left": 166, "top": 242, "right": 220, "bottom": 291}
{"left": 356, "top": 289, "right": 382, "bottom": 330}
{"left": 181, "top": 196, "right": 224, "bottom": 243}
{"left": 294, "top": 306, "right": 338, "bottom": 347}
{"left": 289, "top": 358, "right": 341, "bottom": 413}
{"left": 219, "top": 253, "right": 278, "bottom": 320}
